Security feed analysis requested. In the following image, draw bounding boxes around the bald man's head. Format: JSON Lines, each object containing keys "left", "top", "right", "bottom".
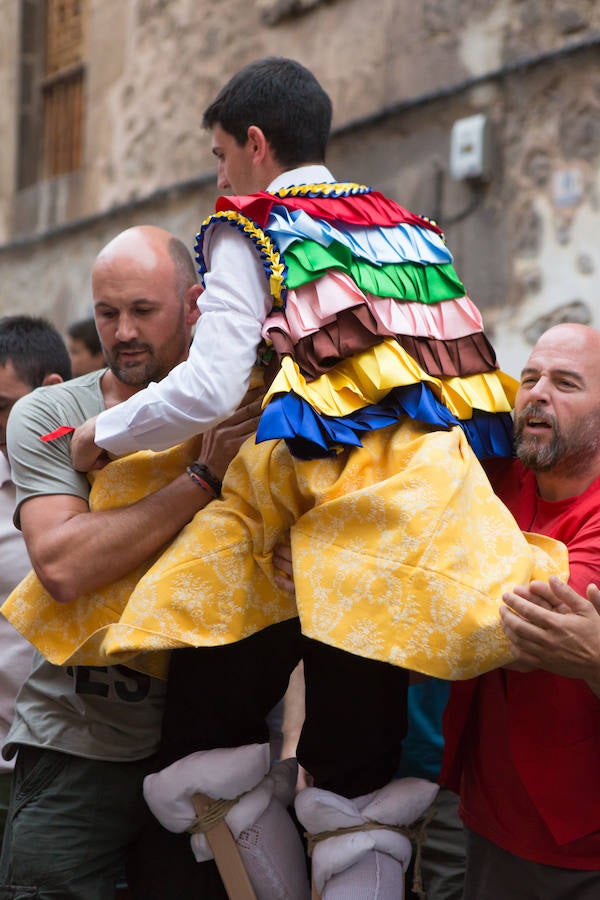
{"left": 92, "top": 226, "right": 200, "bottom": 387}
{"left": 531, "top": 323, "right": 600, "bottom": 366}
{"left": 514, "top": 323, "right": 600, "bottom": 478}
{"left": 94, "top": 227, "right": 197, "bottom": 300}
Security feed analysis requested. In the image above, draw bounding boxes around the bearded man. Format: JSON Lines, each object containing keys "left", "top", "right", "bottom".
{"left": 442, "top": 323, "right": 600, "bottom": 900}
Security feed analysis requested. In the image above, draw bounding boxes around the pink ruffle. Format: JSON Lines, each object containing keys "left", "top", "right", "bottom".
{"left": 262, "top": 271, "right": 483, "bottom": 344}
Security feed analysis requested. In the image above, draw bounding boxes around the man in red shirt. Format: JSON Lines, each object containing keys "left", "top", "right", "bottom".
{"left": 442, "top": 322, "right": 600, "bottom": 899}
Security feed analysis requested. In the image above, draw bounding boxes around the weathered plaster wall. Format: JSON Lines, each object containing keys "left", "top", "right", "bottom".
{"left": 1, "top": 0, "right": 600, "bottom": 373}
{"left": 0, "top": 0, "right": 19, "bottom": 244}
{"left": 491, "top": 53, "right": 600, "bottom": 374}
{"left": 0, "top": 181, "right": 218, "bottom": 329}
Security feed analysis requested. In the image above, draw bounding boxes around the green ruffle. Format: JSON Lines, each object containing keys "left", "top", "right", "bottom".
{"left": 284, "top": 239, "right": 464, "bottom": 303}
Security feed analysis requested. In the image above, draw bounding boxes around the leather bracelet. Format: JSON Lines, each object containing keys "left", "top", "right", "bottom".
{"left": 186, "top": 462, "right": 222, "bottom": 499}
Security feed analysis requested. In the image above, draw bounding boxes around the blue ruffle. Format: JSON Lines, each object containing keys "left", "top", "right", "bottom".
{"left": 266, "top": 206, "right": 452, "bottom": 266}
{"left": 256, "top": 383, "right": 514, "bottom": 461}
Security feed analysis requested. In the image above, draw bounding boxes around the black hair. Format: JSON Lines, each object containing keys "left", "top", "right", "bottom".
{"left": 67, "top": 317, "right": 102, "bottom": 356}
{"left": 0, "top": 315, "right": 72, "bottom": 386}
{"left": 202, "top": 57, "right": 332, "bottom": 168}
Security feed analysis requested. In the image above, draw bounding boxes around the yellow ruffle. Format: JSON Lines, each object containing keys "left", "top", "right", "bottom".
{"left": 264, "top": 339, "right": 518, "bottom": 419}
{"left": 2, "top": 419, "right": 568, "bottom": 680}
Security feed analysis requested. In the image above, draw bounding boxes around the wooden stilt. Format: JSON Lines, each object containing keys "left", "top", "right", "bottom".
{"left": 191, "top": 793, "right": 257, "bottom": 900}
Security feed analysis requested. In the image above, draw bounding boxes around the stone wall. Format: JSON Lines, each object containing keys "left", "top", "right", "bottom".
{"left": 1, "top": 0, "right": 600, "bottom": 373}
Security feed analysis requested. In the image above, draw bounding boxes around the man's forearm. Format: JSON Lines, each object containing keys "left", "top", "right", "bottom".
{"left": 23, "top": 387, "right": 262, "bottom": 603}
{"left": 25, "top": 472, "right": 214, "bottom": 603}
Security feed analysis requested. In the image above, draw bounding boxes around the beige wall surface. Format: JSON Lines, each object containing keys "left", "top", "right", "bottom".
{"left": 1, "top": 0, "right": 600, "bottom": 371}
{"left": 0, "top": 0, "right": 20, "bottom": 243}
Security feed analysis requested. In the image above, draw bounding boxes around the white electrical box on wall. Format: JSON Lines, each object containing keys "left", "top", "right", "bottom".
{"left": 449, "top": 113, "right": 492, "bottom": 181}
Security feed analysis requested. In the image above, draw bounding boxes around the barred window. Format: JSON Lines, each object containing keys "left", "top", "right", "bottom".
{"left": 17, "top": 0, "right": 86, "bottom": 188}
{"left": 43, "top": 0, "right": 85, "bottom": 177}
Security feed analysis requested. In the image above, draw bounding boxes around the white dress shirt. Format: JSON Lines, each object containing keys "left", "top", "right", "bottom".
{"left": 95, "top": 165, "right": 336, "bottom": 456}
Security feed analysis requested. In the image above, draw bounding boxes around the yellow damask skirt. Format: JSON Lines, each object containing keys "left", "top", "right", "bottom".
{"left": 2, "top": 419, "right": 568, "bottom": 679}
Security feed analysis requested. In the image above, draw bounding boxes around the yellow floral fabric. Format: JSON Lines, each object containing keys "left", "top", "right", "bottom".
{"left": 3, "top": 419, "right": 568, "bottom": 680}
{"left": 2, "top": 437, "right": 203, "bottom": 679}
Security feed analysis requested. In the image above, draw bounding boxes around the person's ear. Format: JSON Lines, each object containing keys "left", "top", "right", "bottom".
{"left": 41, "top": 373, "right": 64, "bottom": 386}
{"left": 184, "top": 284, "right": 203, "bottom": 326}
{"left": 246, "top": 125, "right": 269, "bottom": 166}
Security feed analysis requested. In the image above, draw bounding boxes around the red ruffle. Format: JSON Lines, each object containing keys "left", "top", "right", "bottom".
{"left": 215, "top": 191, "right": 442, "bottom": 234}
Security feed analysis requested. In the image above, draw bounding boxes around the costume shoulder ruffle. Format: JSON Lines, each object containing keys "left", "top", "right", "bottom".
{"left": 194, "top": 183, "right": 513, "bottom": 460}
{"left": 216, "top": 183, "right": 443, "bottom": 231}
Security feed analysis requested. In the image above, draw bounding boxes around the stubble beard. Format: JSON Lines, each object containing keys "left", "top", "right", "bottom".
{"left": 104, "top": 343, "right": 167, "bottom": 388}
{"left": 109, "top": 358, "right": 159, "bottom": 387}
{"left": 514, "top": 405, "right": 600, "bottom": 475}
{"left": 514, "top": 428, "right": 563, "bottom": 471}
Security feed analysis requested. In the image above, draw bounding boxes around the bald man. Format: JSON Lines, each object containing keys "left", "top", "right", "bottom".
{"left": 442, "top": 324, "right": 600, "bottom": 899}
{"left": 0, "top": 226, "right": 262, "bottom": 900}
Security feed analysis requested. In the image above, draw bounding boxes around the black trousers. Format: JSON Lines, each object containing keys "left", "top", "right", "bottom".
{"left": 126, "top": 817, "right": 228, "bottom": 900}
{"left": 134, "top": 619, "right": 408, "bottom": 897}
{"left": 160, "top": 618, "right": 409, "bottom": 798}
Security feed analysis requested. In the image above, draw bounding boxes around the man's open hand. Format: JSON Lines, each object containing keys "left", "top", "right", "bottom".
{"left": 501, "top": 576, "right": 600, "bottom": 692}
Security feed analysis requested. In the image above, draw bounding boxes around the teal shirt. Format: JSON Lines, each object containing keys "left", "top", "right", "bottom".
{"left": 397, "top": 679, "right": 450, "bottom": 782}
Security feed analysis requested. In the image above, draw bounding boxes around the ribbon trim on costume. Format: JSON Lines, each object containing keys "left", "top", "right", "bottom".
{"left": 256, "top": 384, "right": 515, "bottom": 460}
{"left": 268, "top": 325, "right": 498, "bottom": 382}
{"left": 268, "top": 182, "right": 370, "bottom": 198}
{"left": 262, "top": 278, "right": 484, "bottom": 344}
{"left": 195, "top": 211, "right": 287, "bottom": 306}
{"left": 263, "top": 342, "right": 517, "bottom": 419}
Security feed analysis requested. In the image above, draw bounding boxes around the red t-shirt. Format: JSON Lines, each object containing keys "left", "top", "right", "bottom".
{"left": 442, "top": 459, "right": 600, "bottom": 869}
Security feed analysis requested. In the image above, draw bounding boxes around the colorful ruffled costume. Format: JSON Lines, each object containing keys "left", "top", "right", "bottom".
{"left": 212, "top": 184, "right": 515, "bottom": 458}
{"left": 2, "top": 183, "right": 567, "bottom": 678}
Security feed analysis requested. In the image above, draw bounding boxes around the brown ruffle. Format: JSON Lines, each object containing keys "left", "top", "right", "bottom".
{"left": 398, "top": 332, "right": 498, "bottom": 378}
{"left": 267, "top": 306, "right": 381, "bottom": 382}
{"left": 267, "top": 307, "right": 497, "bottom": 382}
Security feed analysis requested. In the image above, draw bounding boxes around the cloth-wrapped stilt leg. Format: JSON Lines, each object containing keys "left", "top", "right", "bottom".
{"left": 143, "top": 743, "right": 309, "bottom": 899}
{"left": 295, "top": 777, "right": 439, "bottom": 899}
{"left": 315, "top": 852, "right": 407, "bottom": 900}
{"left": 235, "top": 759, "right": 309, "bottom": 900}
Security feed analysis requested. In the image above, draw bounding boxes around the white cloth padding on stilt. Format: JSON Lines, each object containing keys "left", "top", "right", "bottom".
{"left": 143, "top": 743, "right": 270, "bottom": 858}
{"left": 295, "top": 777, "right": 439, "bottom": 895}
